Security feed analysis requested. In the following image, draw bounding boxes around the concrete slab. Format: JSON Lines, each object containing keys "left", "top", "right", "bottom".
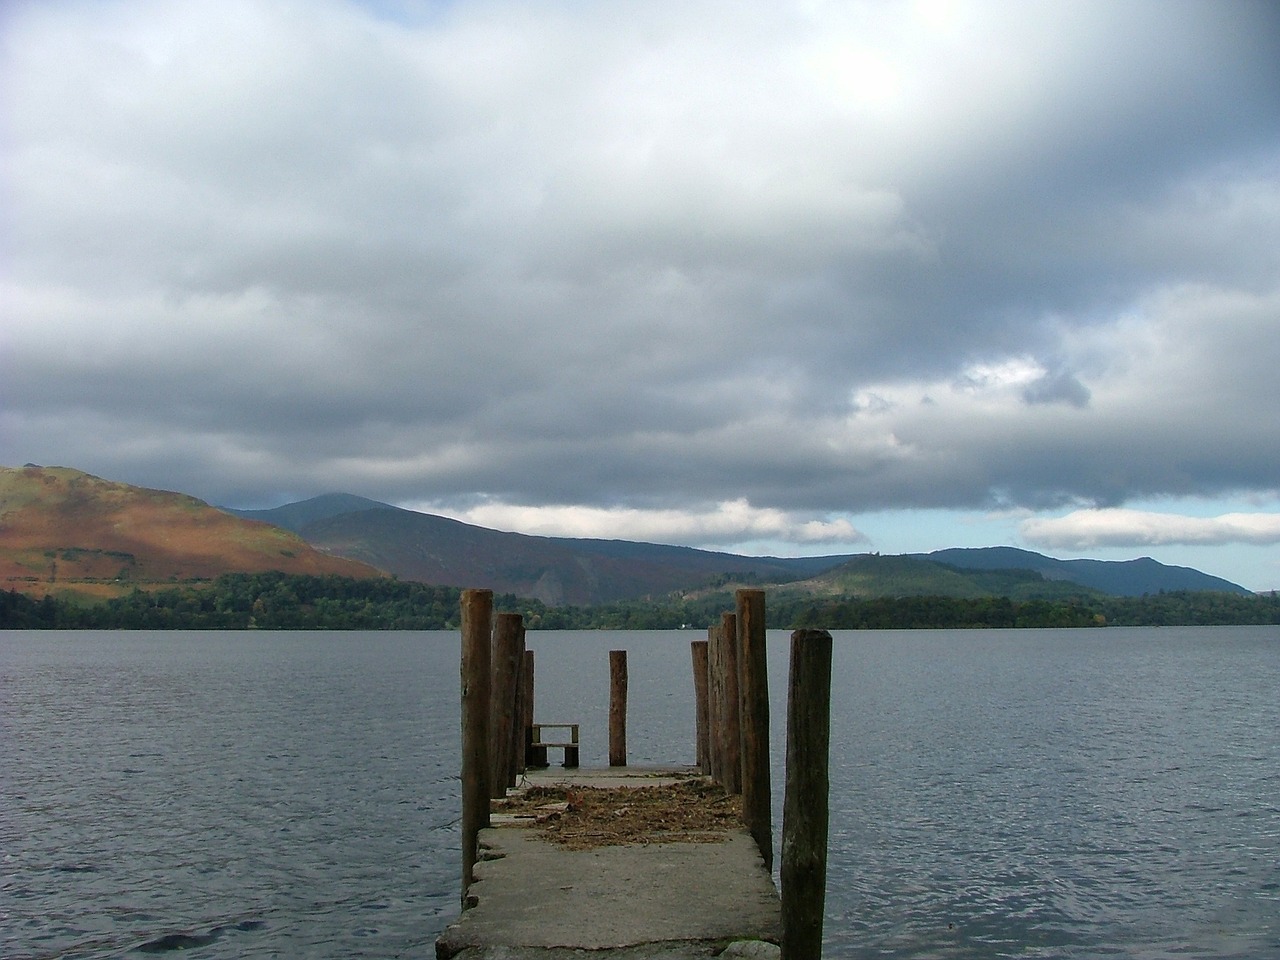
{"left": 436, "top": 824, "right": 779, "bottom": 958}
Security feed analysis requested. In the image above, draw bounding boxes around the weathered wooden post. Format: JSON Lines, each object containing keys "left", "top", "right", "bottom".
{"left": 736, "top": 588, "right": 771, "bottom": 868}
{"left": 489, "top": 612, "right": 523, "bottom": 799}
{"left": 691, "top": 639, "right": 710, "bottom": 774}
{"left": 507, "top": 628, "right": 527, "bottom": 785}
{"left": 520, "top": 649, "right": 536, "bottom": 769}
{"left": 781, "top": 628, "right": 833, "bottom": 960}
{"left": 460, "top": 588, "right": 493, "bottom": 902}
{"left": 707, "top": 623, "right": 725, "bottom": 785}
{"left": 721, "top": 610, "right": 742, "bottom": 794}
{"left": 609, "top": 649, "right": 628, "bottom": 767}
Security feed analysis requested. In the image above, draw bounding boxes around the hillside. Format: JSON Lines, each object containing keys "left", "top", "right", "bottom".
{"left": 233, "top": 496, "right": 835, "bottom": 606}
{"left": 0, "top": 466, "right": 383, "bottom": 599}
{"left": 239, "top": 493, "right": 1250, "bottom": 605}
{"left": 774, "top": 553, "right": 1108, "bottom": 601}
{"left": 920, "top": 547, "right": 1252, "bottom": 597}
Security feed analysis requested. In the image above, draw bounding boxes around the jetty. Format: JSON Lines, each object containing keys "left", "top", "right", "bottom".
{"left": 435, "top": 590, "right": 834, "bottom": 960}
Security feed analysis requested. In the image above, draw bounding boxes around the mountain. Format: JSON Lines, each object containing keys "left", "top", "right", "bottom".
{"left": 239, "top": 493, "right": 1251, "bottom": 605}
{"left": 231, "top": 493, "right": 395, "bottom": 533}
{"left": 774, "top": 553, "right": 1110, "bottom": 601}
{"left": 0, "top": 466, "right": 383, "bottom": 599}
{"left": 2, "top": 466, "right": 1252, "bottom": 606}
{"left": 233, "top": 495, "right": 838, "bottom": 606}
{"left": 918, "top": 547, "right": 1252, "bottom": 597}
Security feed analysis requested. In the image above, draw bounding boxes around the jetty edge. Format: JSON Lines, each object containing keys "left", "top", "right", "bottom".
{"left": 437, "top": 588, "right": 833, "bottom": 960}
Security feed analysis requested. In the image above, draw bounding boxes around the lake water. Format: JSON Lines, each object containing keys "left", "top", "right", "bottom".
{"left": 2, "top": 627, "right": 1278, "bottom": 959}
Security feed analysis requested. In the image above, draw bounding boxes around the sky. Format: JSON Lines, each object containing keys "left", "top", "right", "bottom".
{"left": 4, "top": 0, "right": 1280, "bottom": 591}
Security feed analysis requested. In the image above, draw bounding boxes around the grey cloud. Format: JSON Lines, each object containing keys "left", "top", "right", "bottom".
{"left": 2, "top": 0, "right": 1279, "bottom": 535}
{"left": 1022, "top": 369, "right": 1091, "bottom": 408}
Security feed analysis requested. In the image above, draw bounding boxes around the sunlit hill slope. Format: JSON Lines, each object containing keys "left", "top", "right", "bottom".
{"left": 0, "top": 465, "right": 383, "bottom": 599}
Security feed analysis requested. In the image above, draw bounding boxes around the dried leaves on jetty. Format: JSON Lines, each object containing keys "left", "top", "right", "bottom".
{"left": 494, "top": 778, "right": 743, "bottom": 849}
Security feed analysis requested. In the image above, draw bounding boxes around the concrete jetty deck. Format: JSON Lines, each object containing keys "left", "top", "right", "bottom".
{"left": 435, "top": 766, "right": 781, "bottom": 960}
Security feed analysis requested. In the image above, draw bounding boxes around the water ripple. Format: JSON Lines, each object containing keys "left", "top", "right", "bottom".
{"left": 4, "top": 626, "right": 1279, "bottom": 959}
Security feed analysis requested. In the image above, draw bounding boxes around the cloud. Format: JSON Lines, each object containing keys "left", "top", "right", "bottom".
{"left": 414, "top": 498, "right": 866, "bottom": 549}
{"left": 1021, "top": 509, "right": 1280, "bottom": 550}
{"left": 1, "top": 0, "right": 1279, "bottom": 550}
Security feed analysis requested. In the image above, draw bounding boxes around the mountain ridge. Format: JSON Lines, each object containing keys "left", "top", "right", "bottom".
{"left": 235, "top": 492, "right": 1252, "bottom": 604}
{"left": 233, "top": 498, "right": 832, "bottom": 606}
{"left": 917, "top": 546, "right": 1250, "bottom": 596}
{"left": 0, "top": 466, "right": 1252, "bottom": 605}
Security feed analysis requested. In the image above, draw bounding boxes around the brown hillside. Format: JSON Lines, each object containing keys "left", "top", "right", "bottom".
{"left": 0, "top": 465, "right": 384, "bottom": 599}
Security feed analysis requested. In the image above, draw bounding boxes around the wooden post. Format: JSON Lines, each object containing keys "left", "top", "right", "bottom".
{"left": 507, "top": 628, "right": 527, "bottom": 786}
{"left": 691, "top": 639, "right": 710, "bottom": 774}
{"left": 721, "top": 610, "right": 742, "bottom": 795}
{"left": 736, "top": 588, "right": 771, "bottom": 868}
{"left": 609, "top": 649, "right": 628, "bottom": 767}
{"left": 489, "top": 612, "right": 522, "bottom": 799}
{"left": 520, "top": 649, "right": 535, "bottom": 771}
{"left": 459, "top": 588, "right": 493, "bottom": 902}
{"left": 781, "top": 629, "right": 833, "bottom": 960}
{"left": 563, "top": 724, "right": 580, "bottom": 768}
{"left": 707, "top": 623, "right": 724, "bottom": 785}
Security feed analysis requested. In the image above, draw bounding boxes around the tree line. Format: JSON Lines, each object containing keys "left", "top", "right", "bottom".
{"left": 3, "top": 571, "right": 1280, "bottom": 630}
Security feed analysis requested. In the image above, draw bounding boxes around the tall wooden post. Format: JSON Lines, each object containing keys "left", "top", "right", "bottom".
{"left": 721, "top": 610, "right": 742, "bottom": 795}
{"left": 609, "top": 649, "right": 628, "bottom": 767}
{"left": 491, "top": 616, "right": 527, "bottom": 798}
{"left": 460, "top": 588, "right": 493, "bottom": 902}
{"left": 707, "top": 623, "right": 724, "bottom": 785}
{"left": 781, "top": 629, "right": 833, "bottom": 960}
{"left": 507, "top": 628, "right": 528, "bottom": 786}
{"left": 736, "top": 588, "right": 771, "bottom": 868}
{"left": 519, "top": 649, "right": 535, "bottom": 771}
{"left": 691, "top": 639, "right": 710, "bottom": 774}
{"left": 489, "top": 612, "right": 522, "bottom": 799}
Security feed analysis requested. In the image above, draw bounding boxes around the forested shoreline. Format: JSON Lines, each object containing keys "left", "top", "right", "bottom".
{"left": 3, "top": 571, "right": 1279, "bottom": 631}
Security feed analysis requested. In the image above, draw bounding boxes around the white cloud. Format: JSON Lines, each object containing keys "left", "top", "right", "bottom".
{"left": 411, "top": 498, "right": 866, "bottom": 548}
{"left": 1021, "top": 509, "right": 1280, "bottom": 549}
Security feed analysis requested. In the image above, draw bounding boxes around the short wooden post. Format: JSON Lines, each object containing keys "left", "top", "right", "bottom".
{"left": 781, "top": 629, "right": 833, "bottom": 960}
{"left": 721, "top": 610, "right": 742, "bottom": 795}
{"left": 563, "top": 724, "right": 580, "bottom": 768}
{"left": 520, "top": 649, "right": 535, "bottom": 771}
{"left": 459, "top": 588, "right": 493, "bottom": 902}
{"left": 528, "top": 724, "right": 548, "bottom": 768}
{"left": 737, "top": 588, "right": 771, "bottom": 868}
{"left": 691, "top": 639, "right": 710, "bottom": 774}
{"left": 609, "top": 649, "right": 628, "bottom": 767}
{"left": 489, "top": 612, "right": 522, "bottom": 799}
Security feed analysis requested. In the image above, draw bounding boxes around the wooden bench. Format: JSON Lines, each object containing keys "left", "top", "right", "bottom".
{"left": 526, "top": 722, "right": 579, "bottom": 768}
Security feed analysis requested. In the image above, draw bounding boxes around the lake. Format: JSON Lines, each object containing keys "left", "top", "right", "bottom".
{"left": 2, "top": 627, "right": 1278, "bottom": 958}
